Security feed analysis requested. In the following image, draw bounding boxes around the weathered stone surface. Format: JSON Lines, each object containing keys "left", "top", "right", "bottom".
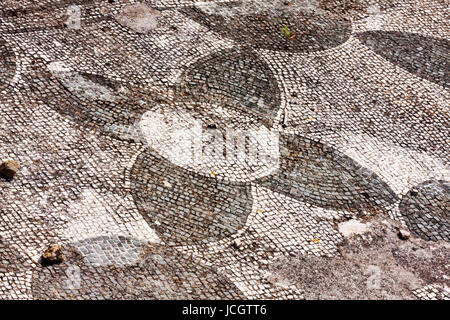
{"left": 268, "top": 216, "right": 449, "bottom": 299}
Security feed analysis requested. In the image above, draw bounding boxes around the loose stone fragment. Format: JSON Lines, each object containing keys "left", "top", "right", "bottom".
{"left": 0, "top": 160, "right": 20, "bottom": 179}
{"left": 232, "top": 239, "right": 243, "bottom": 250}
{"left": 397, "top": 229, "right": 411, "bottom": 240}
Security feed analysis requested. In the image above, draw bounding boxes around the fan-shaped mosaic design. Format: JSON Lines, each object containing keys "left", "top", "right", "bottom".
{"left": 256, "top": 133, "right": 399, "bottom": 211}
{"left": 173, "top": 47, "right": 281, "bottom": 128}
{"left": 400, "top": 180, "right": 449, "bottom": 242}
{"left": 180, "top": 1, "right": 352, "bottom": 53}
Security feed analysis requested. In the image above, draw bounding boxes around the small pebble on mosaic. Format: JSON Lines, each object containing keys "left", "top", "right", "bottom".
{"left": 398, "top": 228, "right": 411, "bottom": 241}
{"left": 0, "top": 160, "right": 20, "bottom": 179}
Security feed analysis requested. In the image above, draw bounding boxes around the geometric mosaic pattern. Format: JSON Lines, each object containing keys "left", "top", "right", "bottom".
{"left": 357, "top": 31, "right": 450, "bottom": 88}
{"left": 0, "top": 0, "right": 449, "bottom": 300}
{"left": 257, "top": 132, "right": 399, "bottom": 212}
{"left": 0, "top": 38, "right": 16, "bottom": 90}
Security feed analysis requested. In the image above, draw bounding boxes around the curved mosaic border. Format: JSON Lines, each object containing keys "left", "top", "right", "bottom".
{"left": 24, "top": 59, "right": 155, "bottom": 141}
{"left": 256, "top": 132, "right": 399, "bottom": 212}
{"left": 172, "top": 46, "right": 282, "bottom": 128}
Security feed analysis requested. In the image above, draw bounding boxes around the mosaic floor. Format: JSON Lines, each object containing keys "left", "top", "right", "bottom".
{"left": 0, "top": 0, "right": 448, "bottom": 300}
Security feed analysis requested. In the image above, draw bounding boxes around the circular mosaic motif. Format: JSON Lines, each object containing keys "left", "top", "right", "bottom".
{"left": 181, "top": 1, "right": 352, "bottom": 53}
{"left": 130, "top": 149, "right": 253, "bottom": 245}
{"left": 32, "top": 237, "right": 244, "bottom": 299}
{"left": 400, "top": 180, "right": 449, "bottom": 242}
{"left": 173, "top": 47, "right": 281, "bottom": 128}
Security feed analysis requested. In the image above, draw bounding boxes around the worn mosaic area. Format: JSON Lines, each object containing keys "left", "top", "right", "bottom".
{"left": 0, "top": 0, "right": 449, "bottom": 300}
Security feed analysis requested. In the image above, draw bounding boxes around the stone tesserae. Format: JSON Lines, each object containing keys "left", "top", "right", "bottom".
{"left": 0, "top": 0, "right": 448, "bottom": 300}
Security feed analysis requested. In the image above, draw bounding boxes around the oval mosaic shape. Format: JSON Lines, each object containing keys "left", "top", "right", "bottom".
{"left": 317, "top": 0, "right": 401, "bottom": 20}
{"left": 180, "top": 1, "right": 352, "bottom": 53}
{"left": 130, "top": 148, "right": 253, "bottom": 245}
{"left": 0, "top": 39, "right": 16, "bottom": 91}
{"left": 357, "top": 31, "right": 450, "bottom": 88}
{"left": 173, "top": 47, "right": 281, "bottom": 128}
{"left": 400, "top": 180, "right": 449, "bottom": 242}
{"left": 256, "top": 133, "right": 399, "bottom": 212}
{"left": 32, "top": 238, "right": 244, "bottom": 299}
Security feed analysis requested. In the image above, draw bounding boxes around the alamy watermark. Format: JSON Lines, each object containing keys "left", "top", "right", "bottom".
{"left": 65, "top": 5, "right": 81, "bottom": 30}
{"left": 64, "top": 265, "right": 81, "bottom": 290}
{"left": 140, "top": 109, "right": 280, "bottom": 172}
